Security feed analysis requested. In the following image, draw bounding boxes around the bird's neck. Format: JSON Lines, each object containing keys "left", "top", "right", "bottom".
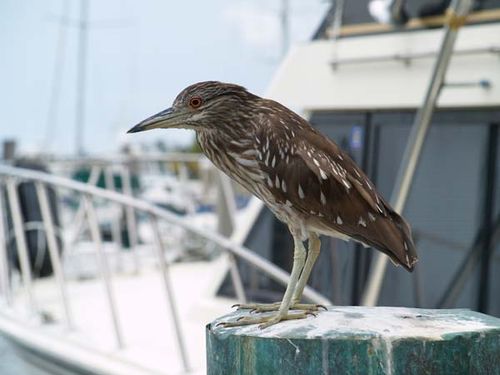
{"left": 195, "top": 125, "right": 255, "bottom": 171}
{"left": 196, "top": 124, "right": 252, "bottom": 153}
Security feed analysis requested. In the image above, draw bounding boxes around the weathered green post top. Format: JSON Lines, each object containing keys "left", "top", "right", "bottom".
{"left": 207, "top": 307, "right": 500, "bottom": 375}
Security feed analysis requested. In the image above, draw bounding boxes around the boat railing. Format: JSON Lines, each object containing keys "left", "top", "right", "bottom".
{"left": 45, "top": 153, "right": 240, "bottom": 247}
{"left": 331, "top": 45, "right": 500, "bottom": 69}
{"left": 0, "top": 165, "right": 330, "bottom": 373}
{"left": 46, "top": 153, "right": 260, "bottom": 302}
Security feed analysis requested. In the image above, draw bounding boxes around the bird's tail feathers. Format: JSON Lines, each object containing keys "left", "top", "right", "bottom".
{"left": 381, "top": 209, "right": 418, "bottom": 272}
{"left": 354, "top": 208, "right": 418, "bottom": 272}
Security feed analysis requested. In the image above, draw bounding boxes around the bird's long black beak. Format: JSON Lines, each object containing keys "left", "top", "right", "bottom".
{"left": 127, "top": 107, "right": 176, "bottom": 134}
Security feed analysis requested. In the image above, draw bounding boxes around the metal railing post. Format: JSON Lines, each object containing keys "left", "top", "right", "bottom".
{"left": 215, "top": 172, "right": 246, "bottom": 302}
{"left": 120, "top": 166, "right": 139, "bottom": 273}
{"left": 104, "top": 166, "right": 122, "bottom": 249}
{"left": 149, "top": 214, "right": 190, "bottom": 372}
{"left": 216, "top": 171, "right": 236, "bottom": 236}
{"left": 6, "top": 178, "right": 36, "bottom": 312}
{"left": 70, "top": 165, "right": 101, "bottom": 246}
{"left": 330, "top": 0, "right": 345, "bottom": 66}
{"left": 83, "top": 195, "right": 124, "bottom": 349}
{"left": 361, "top": 0, "right": 474, "bottom": 306}
{"left": 0, "top": 181, "right": 12, "bottom": 305}
{"left": 228, "top": 255, "right": 246, "bottom": 303}
{"left": 36, "top": 182, "right": 73, "bottom": 329}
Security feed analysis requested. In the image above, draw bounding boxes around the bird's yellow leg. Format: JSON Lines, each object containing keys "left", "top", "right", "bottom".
{"left": 221, "top": 233, "right": 308, "bottom": 328}
{"left": 291, "top": 232, "right": 321, "bottom": 305}
{"left": 233, "top": 233, "right": 324, "bottom": 314}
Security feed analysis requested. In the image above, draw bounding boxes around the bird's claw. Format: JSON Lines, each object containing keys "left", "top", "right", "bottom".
{"left": 232, "top": 302, "right": 327, "bottom": 313}
{"left": 217, "top": 311, "right": 315, "bottom": 329}
{"left": 223, "top": 303, "right": 327, "bottom": 328}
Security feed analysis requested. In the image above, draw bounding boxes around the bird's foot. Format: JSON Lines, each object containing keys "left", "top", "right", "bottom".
{"left": 218, "top": 311, "right": 314, "bottom": 329}
{"left": 233, "top": 302, "right": 327, "bottom": 313}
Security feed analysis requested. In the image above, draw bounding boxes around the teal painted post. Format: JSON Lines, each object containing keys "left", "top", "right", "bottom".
{"left": 207, "top": 307, "right": 500, "bottom": 375}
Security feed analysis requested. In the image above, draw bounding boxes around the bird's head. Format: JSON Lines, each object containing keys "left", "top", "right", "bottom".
{"left": 127, "top": 81, "right": 254, "bottom": 134}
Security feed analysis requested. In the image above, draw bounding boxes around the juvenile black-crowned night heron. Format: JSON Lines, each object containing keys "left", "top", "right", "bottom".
{"left": 128, "top": 81, "right": 418, "bottom": 328}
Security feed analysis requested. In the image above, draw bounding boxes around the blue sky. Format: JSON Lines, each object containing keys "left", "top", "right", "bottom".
{"left": 0, "top": 0, "right": 328, "bottom": 155}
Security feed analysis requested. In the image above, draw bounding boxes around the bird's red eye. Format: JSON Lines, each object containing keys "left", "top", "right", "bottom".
{"left": 189, "top": 97, "right": 202, "bottom": 108}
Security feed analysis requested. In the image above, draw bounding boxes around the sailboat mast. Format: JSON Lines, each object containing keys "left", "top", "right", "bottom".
{"left": 75, "top": 0, "right": 89, "bottom": 155}
{"left": 281, "top": 0, "right": 289, "bottom": 58}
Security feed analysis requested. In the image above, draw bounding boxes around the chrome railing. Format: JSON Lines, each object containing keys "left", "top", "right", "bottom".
{"left": 0, "top": 165, "right": 330, "bottom": 373}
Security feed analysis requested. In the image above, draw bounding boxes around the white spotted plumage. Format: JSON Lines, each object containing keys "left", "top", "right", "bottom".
{"left": 192, "top": 82, "right": 417, "bottom": 270}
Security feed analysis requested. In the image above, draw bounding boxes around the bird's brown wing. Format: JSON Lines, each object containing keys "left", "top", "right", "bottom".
{"left": 255, "top": 118, "right": 418, "bottom": 271}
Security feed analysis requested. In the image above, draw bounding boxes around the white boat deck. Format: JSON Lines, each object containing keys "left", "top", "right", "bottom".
{"left": 0, "top": 252, "right": 237, "bottom": 375}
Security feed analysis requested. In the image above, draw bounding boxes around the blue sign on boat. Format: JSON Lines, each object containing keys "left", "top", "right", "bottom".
{"left": 350, "top": 125, "right": 363, "bottom": 150}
